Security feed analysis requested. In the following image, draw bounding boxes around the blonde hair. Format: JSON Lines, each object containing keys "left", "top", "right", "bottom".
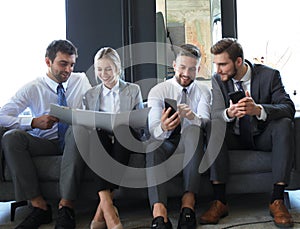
{"left": 94, "top": 47, "right": 122, "bottom": 76}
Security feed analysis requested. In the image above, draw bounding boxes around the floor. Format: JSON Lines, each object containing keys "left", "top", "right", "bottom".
{"left": 1, "top": 191, "right": 300, "bottom": 228}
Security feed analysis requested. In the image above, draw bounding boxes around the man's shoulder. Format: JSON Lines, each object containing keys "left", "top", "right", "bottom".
{"left": 70, "top": 72, "right": 88, "bottom": 80}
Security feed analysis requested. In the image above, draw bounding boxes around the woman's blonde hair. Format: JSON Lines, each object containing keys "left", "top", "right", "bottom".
{"left": 94, "top": 47, "right": 122, "bottom": 77}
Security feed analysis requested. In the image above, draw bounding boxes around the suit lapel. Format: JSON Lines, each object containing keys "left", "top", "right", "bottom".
{"left": 95, "top": 85, "right": 103, "bottom": 111}
{"left": 119, "top": 80, "right": 130, "bottom": 112}
{"left": 248, "top": 62, "right": 260, "bottom": 101}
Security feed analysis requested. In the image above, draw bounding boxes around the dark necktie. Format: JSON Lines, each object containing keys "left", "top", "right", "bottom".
{"left": 181, "top": 88, "right": 187, "bottom": 104}
{"left": 57, "top": 83, "right": 68, "bottom": 150}
{"left": 236, "top": 81, "right": 252, "bottom": 147}
{"left": 172, "top": 88, "right": 187, "bottom": 136}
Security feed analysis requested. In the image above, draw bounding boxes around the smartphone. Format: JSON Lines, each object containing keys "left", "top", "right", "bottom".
{"left": 228, "top": 91, "right": 245, "bottom": 104}
{"left": 164, "top": 98, "right": 177, "bottom": 117}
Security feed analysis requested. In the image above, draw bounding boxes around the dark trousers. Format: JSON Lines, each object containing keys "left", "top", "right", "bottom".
{"left": 210, "top": 118, "right": 294, "bottom": 185}
{"left": 146, "top": 125, "right": 205, "bottom": 208}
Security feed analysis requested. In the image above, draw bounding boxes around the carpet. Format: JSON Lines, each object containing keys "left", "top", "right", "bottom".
{"left": 1, "top": 192, "right": 300, "bottom": 228}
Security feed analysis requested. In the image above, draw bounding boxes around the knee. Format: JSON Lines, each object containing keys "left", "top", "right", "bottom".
{"left": 2, "top": 129, "right": 26, "bottom": 146}
{"left": 271, "top": 118, "right": 293, "bottom": 132}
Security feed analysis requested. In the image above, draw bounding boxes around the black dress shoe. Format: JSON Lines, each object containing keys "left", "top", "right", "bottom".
{"left": 151, "top": 216, "right": 173, "bottom": 229}
{"left": 55, "top": 206, "right": 76, "bottom": 229}
{"left": 177, "top": 207, "right": 196, "bottom": 229}
{"left": 15, "top": 204, "right": 52, "bottom": 229}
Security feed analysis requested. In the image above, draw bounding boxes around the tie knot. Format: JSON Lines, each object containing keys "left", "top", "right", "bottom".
{"left": 57, "top": 83, "right": 64, "bottom": 94}
{"left": 182, "top": 88, "right": 187, "bottom": 94}
{"left": 236, "top": 81, "right": 244, "bottom": 91}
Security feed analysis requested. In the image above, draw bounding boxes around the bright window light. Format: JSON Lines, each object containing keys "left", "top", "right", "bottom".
{"left": 237, "top": 0, "right": 300, "bottom": 110}
{"left": 0, "top": 0, "right": 66, "bottom": 107}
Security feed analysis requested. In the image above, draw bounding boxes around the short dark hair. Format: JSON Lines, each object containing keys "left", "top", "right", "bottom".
{"left": 175, "top": 43, "right": 201, "bottom": 61}
{"left": 45, "top": 39, "right": 78, "bottom": 62}
{"left": 210, "top": 38, "right": 244, "bottom": 62}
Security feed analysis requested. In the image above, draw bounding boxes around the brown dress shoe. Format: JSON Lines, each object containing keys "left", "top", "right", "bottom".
{"left": 199, "top": 200, "right": 229, "bottom": 224}
{"left": 269, "top": 199, "right": 293, "bottom": 228}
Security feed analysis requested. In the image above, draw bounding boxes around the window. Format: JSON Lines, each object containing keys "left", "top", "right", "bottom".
{"left": 156, "top": 0, "right": 219, "bottom": 84}
{"left": 237, "top": 0, "right": 300, "bottom": 110}
{"left": 0, "top": 0, "right": 66, "bottom": 107}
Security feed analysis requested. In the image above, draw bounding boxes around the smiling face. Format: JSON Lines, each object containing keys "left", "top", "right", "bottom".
{"left": 173, "top": 55, "right": 200, "bottom": 87}
{"left": 46, "top": 51, "right": 76, "bottom": 83}
{"left": 95, "top": 57, "right": 118, "bottom": 89}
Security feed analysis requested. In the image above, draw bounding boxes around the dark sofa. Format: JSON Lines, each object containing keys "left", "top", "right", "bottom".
{"left": 1, "top": 115, "right": 300, "bottom": 220}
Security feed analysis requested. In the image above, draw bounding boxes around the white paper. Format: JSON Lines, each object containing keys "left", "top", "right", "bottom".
{"left": 49, "top": 103, "right": 150, "bottom": 132}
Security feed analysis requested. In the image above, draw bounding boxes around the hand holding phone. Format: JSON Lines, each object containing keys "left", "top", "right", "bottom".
{"left": 164, "top": 98, "right": 177, "bottom": 118}
{"left": 228, "top": 91, "right": 245, "bottom": 104}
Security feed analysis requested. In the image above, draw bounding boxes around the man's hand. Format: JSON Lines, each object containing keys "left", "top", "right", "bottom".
{"left": 227, "top": 91, "right": 261, "bottom": 118}
{"left": 161, "top": 107, "right": 181, "bottom": 131}
{"left": 31, "top": 115, "right": 59, "bottom": 130}
{"left": 178, "top": 104, "right": 195, "bottom": 120}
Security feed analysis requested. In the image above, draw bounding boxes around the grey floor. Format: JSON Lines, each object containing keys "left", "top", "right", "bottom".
{"left": 1, "top": 191, "right": 300, "bottom": 228}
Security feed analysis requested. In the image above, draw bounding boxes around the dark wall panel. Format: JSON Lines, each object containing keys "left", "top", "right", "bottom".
{"left": 221, "top": 0, "right": 237, "bottom": 38}
{"left": 66, "top": 0, "right": 124, "bottom": 85}
{"left": 66, "top": 0, "right": 157, "bottom": 96}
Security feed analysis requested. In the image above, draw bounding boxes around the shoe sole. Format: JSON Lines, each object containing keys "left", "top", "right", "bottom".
{"left": 270, "top": 212, "right": 293, "bottom": 228}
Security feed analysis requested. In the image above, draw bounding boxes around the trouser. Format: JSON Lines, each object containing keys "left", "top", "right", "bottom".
{"left": 60, "top": 126, "right": 133, "bottom": 200}
{"left": 146, "top": 125, "right": 205, "bottom": 208}
{"left": 210, "top": 118, "right": 294, "bottom": 184}
{"left": 2, "top": 129, "right": 60, "bottom": 201}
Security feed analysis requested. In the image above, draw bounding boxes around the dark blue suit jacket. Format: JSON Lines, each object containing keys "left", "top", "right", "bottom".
{"left": 212, "top": 59, "right": 295, "bottom": 135}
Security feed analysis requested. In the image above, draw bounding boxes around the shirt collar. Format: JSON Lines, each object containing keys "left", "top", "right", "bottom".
{"left": 102, "top": 81, "right": 120, "bottom": 96}
{"left": 44, "top": 74, "right": 69, "bottom": 93}
{"left": 232, "top": 63, "right": 251, "bottom": 84}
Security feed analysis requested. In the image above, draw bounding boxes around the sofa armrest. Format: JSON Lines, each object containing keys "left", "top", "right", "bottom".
{"left": 294, "top": 115, "right": 300, "bottom": 171}
{"left": 0, "top": 126, "right": 9, "bottom": 181}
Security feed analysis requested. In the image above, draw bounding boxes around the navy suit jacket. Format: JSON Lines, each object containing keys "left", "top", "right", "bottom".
{"left": 212, "top": 59, "right": 295, "bottom": 135}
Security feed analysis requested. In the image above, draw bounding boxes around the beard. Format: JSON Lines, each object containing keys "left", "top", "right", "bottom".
{"left": 222, "top": 66, "right": 237, "bottom": 82}
{"left": 175, "top": 74, "right": 194, "bottom": 87}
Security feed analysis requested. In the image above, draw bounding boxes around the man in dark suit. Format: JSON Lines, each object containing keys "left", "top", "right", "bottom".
{"left": 199, "top": 38, "right": 295, "bottom": 228}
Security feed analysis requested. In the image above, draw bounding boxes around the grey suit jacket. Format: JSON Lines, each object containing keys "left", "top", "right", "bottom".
{"left": 212, "top": 59, "right": 295, "bottom": 135}
{"left": 83, "top": 79, "right": 143, "bottom": 112}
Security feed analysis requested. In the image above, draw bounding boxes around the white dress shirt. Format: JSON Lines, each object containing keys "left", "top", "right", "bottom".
{"left": 0, "top": 72, "right": 91, "bottom": 139}
{"left": 148, "top": 76, "right": 211, "bottom": 140}
{"left": 100, "top": 81, "right": 120, "bottom": 113}
{"left": 223, "top": 64, "right": 267, "bottom": 133}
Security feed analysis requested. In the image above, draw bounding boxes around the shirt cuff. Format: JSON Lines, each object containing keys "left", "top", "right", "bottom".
{"left": 153, "top": 124, "right": 172, "bottom": 140}
{"left": 223, "top": 109, "right": 235, "bottom": 122}
{"left": 256, "top": 105, "right": 267, "bottom": 121}
{"left": 19, "top": 117, "right": 34, "bottom": 130}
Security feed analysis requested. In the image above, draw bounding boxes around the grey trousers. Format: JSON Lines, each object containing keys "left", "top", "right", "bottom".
{"left": 59, "top": 127, "right": 88, "bottom": 201}
{"left": 2, "top": 129, "right": 60, "bottom": 201}
{"left": 146, "top": 125, "right": 205, "bottom": 208}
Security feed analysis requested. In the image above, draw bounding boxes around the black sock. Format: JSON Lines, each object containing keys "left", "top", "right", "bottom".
{"left": 271, "top": 184, "right": 285, "bottom": 203}
{"left": 212, "top": 183, "right": 226, "bottom": 204}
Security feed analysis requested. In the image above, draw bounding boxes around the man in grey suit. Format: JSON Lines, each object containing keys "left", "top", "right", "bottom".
{"left": 199, "top": 38, "right": 295, "bottom": 228}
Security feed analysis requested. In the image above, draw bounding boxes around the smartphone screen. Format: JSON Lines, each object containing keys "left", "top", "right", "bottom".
{"left": 164, "top": 98, "right": 177, "bottom": 117}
